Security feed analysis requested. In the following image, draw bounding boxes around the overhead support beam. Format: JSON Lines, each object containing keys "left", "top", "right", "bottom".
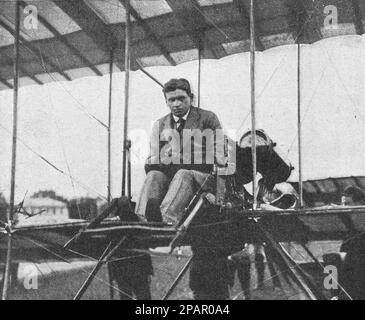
{"left": 18, "top": 1, "right": 102, "bottom": 77}
{"left": 0, "top": 19, "right": 71, "bottom": 81}
{"left": 351, "top": 0, "right": 364, "bottom": 35}
{"left": 233, "top": 0, "right": 264, "bottom": 51}
{"left": 165, "top": 0, "right": 226, "bottom": 59}
{"left": 118, "top": 0, "right": 176, "bottom": 66}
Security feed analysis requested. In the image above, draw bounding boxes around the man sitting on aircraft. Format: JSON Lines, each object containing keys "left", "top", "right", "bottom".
{"left": 134, "top": 78, "right": 225, "bottom": 225}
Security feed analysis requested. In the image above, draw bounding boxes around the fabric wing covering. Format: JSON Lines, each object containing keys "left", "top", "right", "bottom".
{"left": 0, "top": 0, "right": 364, "bottom": 90}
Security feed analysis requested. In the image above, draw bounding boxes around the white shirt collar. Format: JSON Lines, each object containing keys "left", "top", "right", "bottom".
{"left": 172, "top": 108, "right": 190, "bottom": 123}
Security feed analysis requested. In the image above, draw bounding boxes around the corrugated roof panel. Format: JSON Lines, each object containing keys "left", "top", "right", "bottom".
{"left": 131, "top": 0, "right": 172, "bottom": 19}
{"left": 24, "top": 0, "right": 82, "bottom": 35}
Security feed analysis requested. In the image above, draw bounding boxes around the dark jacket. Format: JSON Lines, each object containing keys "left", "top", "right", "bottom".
{"left": 145, "top": 106, "right": 224, "bottom": 176}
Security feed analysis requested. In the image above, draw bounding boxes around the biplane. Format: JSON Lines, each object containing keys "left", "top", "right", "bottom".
{"left": 1, "top": 0, "right": 365, "bottom": 300}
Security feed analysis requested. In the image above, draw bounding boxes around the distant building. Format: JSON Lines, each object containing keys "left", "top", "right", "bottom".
{"left": 17, "top": 197, "right": 70, "bottom": 225}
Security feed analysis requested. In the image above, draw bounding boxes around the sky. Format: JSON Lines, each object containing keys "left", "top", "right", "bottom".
{"left": 1, "top": 34, "right": 365, "bottom": 203}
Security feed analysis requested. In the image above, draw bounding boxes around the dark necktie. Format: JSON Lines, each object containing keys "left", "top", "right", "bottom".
{"left": 176, "top": 118, "right": 185, "bottom": 135}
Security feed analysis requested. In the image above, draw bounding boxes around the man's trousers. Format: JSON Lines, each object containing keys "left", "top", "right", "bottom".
{"left": 135, "top": 169, "right": 214, "bottom": 224}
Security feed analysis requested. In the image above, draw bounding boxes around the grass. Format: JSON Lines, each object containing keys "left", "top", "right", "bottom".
{"left": 6, "top": 241, "right": 339, "bottom": 300}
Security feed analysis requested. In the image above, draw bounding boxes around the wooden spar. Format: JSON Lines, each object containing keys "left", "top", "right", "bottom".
{"left": 297, "top": 42, "right": 304, "bottom": 207}
{"left": 122, "top": 0, "right": 131, "bottom": 198}
{"left": 108, "top": 50, "right": 114, "bottom": 203}
{"left": 2, "top": 1, "right": 20, "bottom": 301}
{"left": 198, "top": 44, "right": 202, "bottom": 108}
{"left": 107, "top": 49, "right": 114, "bottom": 300}
{"left": 250, "top": 0, "right": 257, "bottom": 209}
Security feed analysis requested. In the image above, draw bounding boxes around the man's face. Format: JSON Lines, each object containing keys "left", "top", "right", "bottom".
{"left": 165, "top": 89, "right": 191, "bottom": 118}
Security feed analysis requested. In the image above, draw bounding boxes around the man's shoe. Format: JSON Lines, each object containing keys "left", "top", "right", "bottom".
{"left": 145, "top": 198, "right": 163, "bottom": 222}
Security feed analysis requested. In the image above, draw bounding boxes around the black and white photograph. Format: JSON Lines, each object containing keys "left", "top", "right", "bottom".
{"left": 0, "top": 0, "right": 365, "bottom": 303}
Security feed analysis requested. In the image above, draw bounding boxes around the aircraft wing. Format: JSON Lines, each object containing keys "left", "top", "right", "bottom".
{"left": 2, "top": 206, "right": 365, "bottom": 264}
{"left": 0, "top": 0, "right": 364, "bottom": 90}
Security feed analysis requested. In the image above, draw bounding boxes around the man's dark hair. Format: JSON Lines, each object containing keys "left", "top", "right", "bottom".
{"left": 343, "top": 186, "right": 365, "bottom": 204}
{"left": 163, "top": 78, "right": 192, "bottom": 98}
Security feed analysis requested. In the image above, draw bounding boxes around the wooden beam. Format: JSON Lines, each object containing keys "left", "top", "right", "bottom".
{"left": 233, "top": 0, "right": 264, "bottom": 51}
{"left": 351, "top": 0, "right": 364, "bottom": 35}
{"left": 0, "top": 19, "right": 71, "bottom": 81}
{"left": 19, "top": 1, "right": 102, "bottom": 77}
{"left": 165, "top": 0, "right": 226, "bottom": 59}
{"left": 118, "top": 0, "right": 176, "bottom": 66}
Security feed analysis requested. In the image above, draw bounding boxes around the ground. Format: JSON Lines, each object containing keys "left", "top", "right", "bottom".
{"left": 4, "top": 241, "right": 339, "bottom": 300}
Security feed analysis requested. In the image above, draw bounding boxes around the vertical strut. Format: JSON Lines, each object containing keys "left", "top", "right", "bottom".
{"left": 297, "top": 42, "right": 303, "bottom": 207}
{"left": 2, "top": 1, "right": 20, "bottom": 301}
{"left": 108, "top": 50, "right": 114, "bottom": 203}
{"left": 107, "top": 49, "right": 114, "bottom": 300}
{"left": 250, "top": 0, "right": 257, "bottom": 209}
{"left": 122, "top": 0, "right": 131, "bottom": 197}
{"left": 198, "top": 44, "right": 202, "bottom": 109}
